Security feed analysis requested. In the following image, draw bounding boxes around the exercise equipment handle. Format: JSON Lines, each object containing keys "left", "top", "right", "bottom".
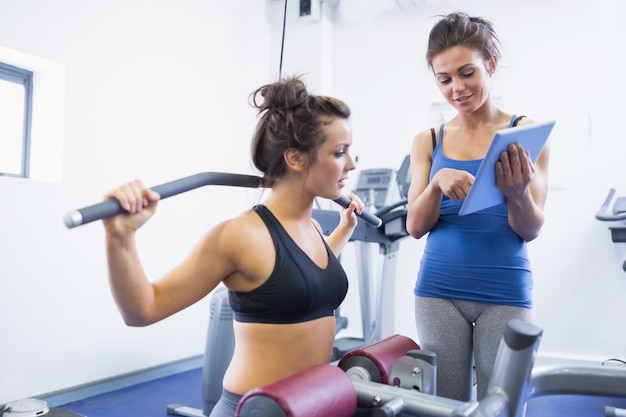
{"left": 595, "top": 188, "right": 626, "bottom": 221}
{"left": 63, "top": 172, "right": 263, "bottom": 228}
{"left": 63, "top": 172, "right": 382, "bottom": 229}
{"left": 334, "top": 195, "right": 382, "bottom": 228}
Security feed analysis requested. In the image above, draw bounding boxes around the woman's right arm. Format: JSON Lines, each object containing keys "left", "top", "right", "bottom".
{"left": 405, "top": 130, "right": 474, "bottom": 239}
{"left": 103, "top": 180, "right": 235, "bottom": 326}
{"left": 405, "top": 130, "right": 443, "bottom": 239}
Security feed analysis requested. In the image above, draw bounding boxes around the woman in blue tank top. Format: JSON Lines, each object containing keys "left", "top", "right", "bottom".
{"left": 405, "top": 12, "right": 550, "bottom": 401}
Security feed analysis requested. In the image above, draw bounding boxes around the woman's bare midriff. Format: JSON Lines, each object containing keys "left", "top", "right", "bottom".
{"left": 222, "top": 316, "right": 337, "bottom": 395}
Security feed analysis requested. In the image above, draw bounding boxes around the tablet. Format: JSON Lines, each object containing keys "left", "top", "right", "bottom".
{"left": 458, "top": 120, "right": 555, "bottom": 216}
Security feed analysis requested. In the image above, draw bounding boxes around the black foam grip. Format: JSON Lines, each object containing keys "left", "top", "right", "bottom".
{"left": 333, "top": 195, "right": 382, "bottom": 228}
{"left": 63, "top": 172, "right": 263, "bottom": 228}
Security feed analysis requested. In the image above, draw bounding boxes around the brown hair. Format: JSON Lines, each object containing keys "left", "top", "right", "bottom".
{"left": 249, "top": 76, "right": 351, "bottom": 187}
{"left": 426, "top": 12, "right": 501, "bottom": 70}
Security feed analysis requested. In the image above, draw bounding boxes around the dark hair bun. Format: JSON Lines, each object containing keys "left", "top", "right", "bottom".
{"left": 252, "top": 76, "right": 309, "bottom": 114}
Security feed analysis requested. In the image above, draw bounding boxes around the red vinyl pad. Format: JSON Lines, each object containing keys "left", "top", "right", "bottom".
{"left": 235, "top": 363, "right": 357, "bottom": 417}
{"left": 338, "top": 334, "right": 419, "bottom": 384}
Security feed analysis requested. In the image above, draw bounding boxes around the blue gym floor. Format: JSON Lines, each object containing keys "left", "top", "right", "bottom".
{"left": 57, "top": 368, "right": 203, "bottom": 417}
{"left": 56, "top": 367, "right": 626, "bottom": 417}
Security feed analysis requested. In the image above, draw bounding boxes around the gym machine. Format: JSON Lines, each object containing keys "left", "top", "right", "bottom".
{"left": 62, "top": 170, "right": 383, "bottom": 417}
{"left": 589, "top": 188, "right": 626, "bottom": 415}
{"left": 162, "top": 176, "right": 626, "bottom": 417}
{"left": 527, "top": 362, "right": 626, "bottom": 417}
{"left": 62, "top": 171, "right": 626, "bottom": 417}
{"left": 62, "top": 164, "right": 408, "bottom": 417}
{"left": 235, "top": 319, "right": 542, "bottom": 417}
{"left": 235, "top": 321, "right": 626, "bottom": 417}
{"left": 596, "top": 188, "right": 626, "bottom": 271}
{"left": 167, "top": 157, "right": 413, "bottom": 416}
{"left": 595, "top": 188, "right": 626, "bottom": 230}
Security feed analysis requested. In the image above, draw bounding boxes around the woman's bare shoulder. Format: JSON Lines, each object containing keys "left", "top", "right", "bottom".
{"left": 216, "top": 208, "right": 267, "bottom": 243}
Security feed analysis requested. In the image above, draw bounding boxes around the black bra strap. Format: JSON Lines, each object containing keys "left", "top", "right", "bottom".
{"left": 512, "top": 115, "right": 526, "bottom": 127}
{"left": 431, "top": 127, "right": 437, "bottom": 150}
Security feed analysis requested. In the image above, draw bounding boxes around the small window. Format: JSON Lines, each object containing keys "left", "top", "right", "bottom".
{"left": 0, "top": 61, "right": 33, "bottom": 178}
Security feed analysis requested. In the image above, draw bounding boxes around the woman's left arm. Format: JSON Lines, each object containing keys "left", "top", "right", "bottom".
{"left": 322, "top": 194, "right": 364, "bottom": 257}
{"left": 496, "top": 140, "right": 550, "bottom": 242}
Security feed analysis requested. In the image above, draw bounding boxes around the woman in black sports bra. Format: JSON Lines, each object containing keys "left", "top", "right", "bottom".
{"left": 101, "top": 76, "right": 364, "bottom": 417}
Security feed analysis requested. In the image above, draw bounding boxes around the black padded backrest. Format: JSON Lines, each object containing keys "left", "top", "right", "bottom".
{"left": 396, "top": 155, "right": 411, "bottom": 199}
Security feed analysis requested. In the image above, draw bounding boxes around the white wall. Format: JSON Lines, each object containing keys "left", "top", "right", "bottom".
{"left": 324, "top": 0, "right": 626, "bottom": 364}
{"left": 1, "top": 0, "right": 626, "bottom": 405}
{"left": 0, "top": 0, "right": 272, "bottom": 404}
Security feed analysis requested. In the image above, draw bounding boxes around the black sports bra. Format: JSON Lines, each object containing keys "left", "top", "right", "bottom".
{"left": 228, "top": 205, "right": 349, "bottom": 324}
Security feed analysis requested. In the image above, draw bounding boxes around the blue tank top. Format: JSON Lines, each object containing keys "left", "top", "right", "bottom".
{"left": 414, "top": 116, "right": 532, "bottom": 308}
{"left": 229, "top": 205, "right": 349, "bottom": 324}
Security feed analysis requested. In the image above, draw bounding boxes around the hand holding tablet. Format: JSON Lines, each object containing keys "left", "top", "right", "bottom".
{"left": 458, "top": 120, "right": 556, "bottom": 216}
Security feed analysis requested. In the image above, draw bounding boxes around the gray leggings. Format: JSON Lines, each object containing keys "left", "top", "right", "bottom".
{"left": 208, "top": 389, "right": 243, "bottom": 417}
{"left": 414, "top": 296, "right": 532, "bottom": 402}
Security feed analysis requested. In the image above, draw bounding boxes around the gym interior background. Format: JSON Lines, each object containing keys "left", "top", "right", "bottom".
{"left": 1, "top": 0, "right": 625, "bottom": 406}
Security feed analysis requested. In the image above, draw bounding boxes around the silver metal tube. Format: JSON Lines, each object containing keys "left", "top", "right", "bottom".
{"left": 477, "top": 319, "right": 542, "bottom": 417}
{"left": 352, "top": 378, "right": 478, "bottom": 417}
{"left": 528, "top": 364, "right": 626, "bottom": 399}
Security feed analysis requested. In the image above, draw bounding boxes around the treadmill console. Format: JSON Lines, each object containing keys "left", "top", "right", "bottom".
{"left": 353, "top": 168, "right": 397, "bottom": 210}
